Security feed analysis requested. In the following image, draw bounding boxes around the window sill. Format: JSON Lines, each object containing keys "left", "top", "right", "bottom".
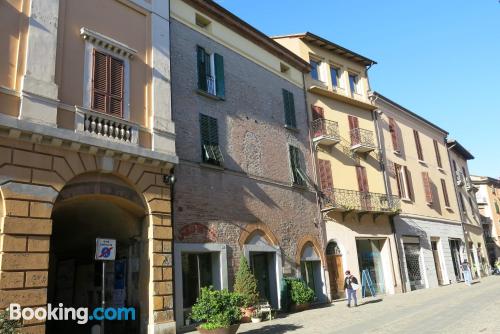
{"left": 200, "top": 162, "right": 224, "bottom": 171}
{"left": 196, "top": 89, "right": 225, "bottom": 101}
{"left": 418, "top": 160, "right": 427, "bottom": 166}
{"left": 445, "top": 206, "right": 453, "bottom": 212}
{"left": 284, "top": 125, "right": 300, "bottom": 133}
{"left": 401, "top": 198, "right": 413, "bottom": 203}
{"left": 438, "top": 167, "right": 445, "bottom": 173}
{"left": 292, "top": 183, "right": 308, "bottom": 190}
{"left": 393, "top": 150, "right": 402, "bottom": 156}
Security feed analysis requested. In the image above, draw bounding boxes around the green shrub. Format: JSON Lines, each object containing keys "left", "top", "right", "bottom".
{"left": 287, "top": 278, "right": 315, "bottom": 305}
{"left": 190, "top": 287, "right": 243, "bottom": 329}
{"left": 0, "top": 309, "right": 21, "bottom": 334}
{"left": 233, "top": 256, "right": 259, "bottom": 307}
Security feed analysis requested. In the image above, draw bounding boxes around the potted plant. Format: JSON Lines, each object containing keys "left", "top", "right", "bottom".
{"left": 191, "top": 287, "right": 243, "bottom": 334}
{"left": 233, "top": 256, "right": 259, "bottom": 323}
{"left": 288, "top": 278, "right": 315, "bottom": 312}
{"left": 250, "top": 309, "right": 262, "bottom": 323}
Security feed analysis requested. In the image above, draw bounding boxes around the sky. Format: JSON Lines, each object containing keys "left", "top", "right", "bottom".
{"left": 215, "top": 0, "right": 500, "bottom": 177}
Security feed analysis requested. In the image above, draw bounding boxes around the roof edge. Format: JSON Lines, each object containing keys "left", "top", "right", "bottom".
{"left": 446, "top": 139, "right": 474, "bottom": 160}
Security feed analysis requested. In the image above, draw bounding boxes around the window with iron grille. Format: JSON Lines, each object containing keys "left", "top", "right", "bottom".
{"left": 199, "top": 114, "right": 223, "bottom": 166}
{"left": 92, "top": 50, "right": 124, "bottom": 117}
{"left": 197, "top": 46, "right": 225, "bottom": 98}
{"left": 289, "top": 145, "right": 306, "bottom": 186}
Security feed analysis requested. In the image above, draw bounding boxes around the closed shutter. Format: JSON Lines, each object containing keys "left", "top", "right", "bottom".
{"left": 394, "top": 163, "right": 402, "bottom": 197}
{"left": 433, "top": 140, "right": 442, "bottom": 168}
{"left": 214, "top": 53, "right": 225, "bottom": 98}
{"left": 318, "top": 159, "right": 333, "bottom": 190}
{"left": 283, "top": 89, "right": 296, "bottom": 128}
{"left": 356, "top": 166, "right": 369, "bottom": 192}
{"left": 311, "top": 105, "right": 324, "bottom": 121}
{"left": 388, "top": 117, "right": 400, "bottom": 152}
{"left": 348, "top": 115, "right": 360, "bottom": 145}
{"left": 441, "top": 179, "right": 450, "bottom": 207}
{"left": 311, "top": 105, "right": 325, "bottom": 137}
{"left": 200, "top": 114, "right": 221, "bottom": 164}
{"left": 422, "top": 172, "right": 433, "bottom": 204}
{"left": 413, "top": 130, "right": 424, "bottom": 161}
{"left": 197, "top": 46, "right": 208, "bottom": 91}
{"left": 404, "top": 167, "right": 415, "bottom": 201}
{"left": 92, "top": 50, "right": 124, "bottom": 117}
{"left": 289, "top": 145, "right": 304, "bottom": 185}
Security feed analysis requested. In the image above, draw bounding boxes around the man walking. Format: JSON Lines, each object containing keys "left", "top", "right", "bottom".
{"left": 344, "top": 270, "right": 359, "bottom": 307}
{"left": 461, "top": 260, "right": 472, "bottom": 286}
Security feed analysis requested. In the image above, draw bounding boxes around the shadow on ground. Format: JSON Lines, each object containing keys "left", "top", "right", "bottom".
{"left": 239, "top": 324, "right": 303, "bottom": 333}
{"left": 360, "top": 298, "right": 383, "bottom": 306}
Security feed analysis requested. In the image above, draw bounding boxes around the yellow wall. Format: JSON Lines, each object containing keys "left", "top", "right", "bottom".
{"left": 377, "top": 98, "right": 461, "bottom": 222}
{"left": 170, "top": 0, "right": 304, "bottom": 88}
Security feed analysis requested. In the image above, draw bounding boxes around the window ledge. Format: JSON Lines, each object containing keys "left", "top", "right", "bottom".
{"left": 438, "top": 167, "right": 445, "bottom": 173}
{"left": 284, "top": 125, "right": 300, "bottom": 133}
{"left": 418, "top": 160, "right": 427, "bottom": 166}
{"left": 200, "top": 162, "right": 224, "bottom": 171}
{"left": 445, "top": 206, "right": 453, "bottom": 211}
{"left": 292, "top": 183, "right": 308, "bottom": 190}
{"left": 401, "top": 198, "right": 413, "bottom": 203}
{"left": 393, "top": 150, "right": 402, "bottom": 156}
{"left": 196, "top": 89, "right": 224, "bottom": 101}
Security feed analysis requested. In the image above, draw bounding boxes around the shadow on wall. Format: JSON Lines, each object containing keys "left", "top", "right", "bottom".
{"left": 430, "top": 181, "right": 442, "bottom": 215}
{"left": 397, "top": 218, "right": 431, "bottom": 250}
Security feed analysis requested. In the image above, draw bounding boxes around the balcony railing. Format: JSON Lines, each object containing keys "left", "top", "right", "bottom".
{"left": 76, "top": 107, "right": 138, "bottom": 144}
{"left": 350, "top": 128, "right": 375, "bottom": 153}
{"left": 320, "top": 188, "right": 400, "bottom": 213}
{"left": 311, "top": 118, "right": 340, "bottom": 146}
{"left": 206, "top": 75, "right": 216, "bottom": 96}
{"left": 456, "top": 170, "right": 465, "bottom": 186}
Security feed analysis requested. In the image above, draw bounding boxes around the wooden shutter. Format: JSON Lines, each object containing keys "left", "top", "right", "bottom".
{"left": 433, "top": 140, "right": 442, "bottom": 168}
{"left": 404, "top": 167, "right": 414, "bottom": 201}
{"left": 318, "top": 159, "right": 333, "bottom": 190}
{"left": 109, "top": 57, "right": 124, "bottom": 117}
{"left": 356, "top": 166, "right": 369, "bottom": 192}
{"left": 441, "top": 179, "right": 450, "bottom": 207}
{"left": 197, "top": 46, "right": 208, "bottom": 91}
{"left": 348, "top": 116, "right": 360, "bottom": 145}
{"left": 199, "top": 114, "right": 218, "bottom": 146}
{"left": 422, "top": 172, "right": 433, "bottom": 204}
{"left": 394, "top": 163, "right": 402, "bottom": 197}
{"left": 289, "top": 145, "right": 302, "bottom": 185}
{"left": 92, "top": 50, "right": 123, "bottom": 117}
{"left": 214, "top": 53, "right": 225, "bottom": 98}
{"left": 92, "top": 50, "right": 109, "bottom": 113}
{"left": 311, "top": 105, "right": 324, "bottom": 121}
{"left": 413, "top": 130, "right": 424, "bottom": 161}
{"left": 388, "top": 117, "right": 400, "bottom": 152}
{"left": 283, "top": 89, "right": 296, "bottom": 128}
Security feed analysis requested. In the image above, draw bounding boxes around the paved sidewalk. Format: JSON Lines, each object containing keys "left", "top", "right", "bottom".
{"left": 235, "top": 276, "right": 500, "bottom": 334}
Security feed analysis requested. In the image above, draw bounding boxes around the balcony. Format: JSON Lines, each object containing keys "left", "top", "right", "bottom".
{"left": 320, "top": 188, "right": 400, "bottom": 214}
{"left": 456, "top": 170, "right": 465, "bottom": 186}
{"left": 76, "top": 107, "right": 138, "bottom": 144}
{"left": 350, "top": 128, "right": 376, "bottom": 153}
{"left": 311, "top": 119, "right": 340, "bottom": 146}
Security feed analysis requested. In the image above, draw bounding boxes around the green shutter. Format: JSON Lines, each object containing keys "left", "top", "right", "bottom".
{"left": 214, "top": 53, "right": 225, "bottom": 98}
{"left": 283, "top": 89, "right": 296, "bottom": 128}
{"left": 200, "top": 114, "right": 222, "bottom": 165}
{"left": 289, "top": 145, "right": 304, "bottom": 185}
{"left": 197, "top": 46, "right": 207, "bottom": 91}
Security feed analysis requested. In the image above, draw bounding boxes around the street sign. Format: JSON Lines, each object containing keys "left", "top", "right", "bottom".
{"left": 95, "top": 238, "right": 116, "bottom": 261}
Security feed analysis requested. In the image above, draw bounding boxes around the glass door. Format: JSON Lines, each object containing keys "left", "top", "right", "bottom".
{"left": 356, "top": 239, "right": 385, "bottom": 295}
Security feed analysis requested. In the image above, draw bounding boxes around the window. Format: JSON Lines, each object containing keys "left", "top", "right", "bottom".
{"left": 452, "top": 159, "right": 457, "bottom": 172}
{"left": 181, "top": 253, "right": 213, "bottom": 309}
{"left": 422, "top": 172, "right": 433, "bottom": 204}
{"left": 195, "top": 13, "right": 211, "bottom": 28}
{"left": 395, "top": 164, "right": 413, "bottom": 200}
{"left": 462, "top": 166, "right": 467, "bottom": 178}
{"left": 197, "top": 46, "right": 225, "bottom": 98}
{"left": 282, "top": 89, "right": 296, "bottom": 128}
{"left": 199, "top": 114, "right": 223, "bottom": 166}
{"left": 330, "top": 66, "right": 340, "bottom": 89}
{"left": 289, "top": 145, "right": 306, "bottom": 186}
{"left": 310, "top": 59, "right": 320, "bottom": 81}
{"left": 92, "top": 50, "right": 124, "bottom": 117}
{"left": 413, "top": 130, "right": 424, "bottom": 161}
{"left": 441, "top": 179, "right": 450, "bottom": 208}
{"left": 317, "top": 159, "right": 333, "bottom": 191}
{"left": 388, "top": 117, "right": 400, "bottom": 152}
{"left": 459, "top": 193, "right": 466, "bottom": 212}
{"left": 348, "top": 73, "right": 359, "bottom": 94}
{"left": 468, "top": 197, "right": 474, "bottom": 210}
{"left": 433, "top": 140, "right": 442, "bottom": 168}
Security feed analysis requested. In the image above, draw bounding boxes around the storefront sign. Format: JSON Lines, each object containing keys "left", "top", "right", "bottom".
{"left": 95, "top": 238, "right": 116, "bottom": 261}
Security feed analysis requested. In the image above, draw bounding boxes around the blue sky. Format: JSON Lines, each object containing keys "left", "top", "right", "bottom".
{"left": 216, "top": 0, "right": 500, "bottom": 177}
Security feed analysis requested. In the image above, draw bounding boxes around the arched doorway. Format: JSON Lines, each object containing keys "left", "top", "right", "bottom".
{"left": 47, "top": 173, "right": 148, "bottom": 334}
{"left": 326, "top": 240, "right": 344, "bottom": 299}
{"left": 299, "top": 242, "right": 327, "bottom": 303}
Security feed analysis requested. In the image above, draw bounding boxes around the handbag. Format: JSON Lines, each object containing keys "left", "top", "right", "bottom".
{"left": 351, "top": 283, "right": 360, "bottom": 291}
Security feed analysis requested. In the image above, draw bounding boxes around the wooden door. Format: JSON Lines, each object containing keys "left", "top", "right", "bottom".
{"left": 431, "top": 241, "right": 444, "bottom": 285}
{"left": 326, "top": 254, "right": 344, "bottom": 299}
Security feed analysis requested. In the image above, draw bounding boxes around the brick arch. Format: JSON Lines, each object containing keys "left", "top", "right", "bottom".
{"left": 295, "top": 235, "right": 326, "bottom": 266}
{"left": 238, "top": 222, "right": 279, "bottom": 247}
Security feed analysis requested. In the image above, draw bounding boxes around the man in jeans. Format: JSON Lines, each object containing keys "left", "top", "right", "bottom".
{"left": 461, "top": 260, "right": 472, "bottom": 286}
{"left": 344, "top": 270, "right": 359, "bottom": 307}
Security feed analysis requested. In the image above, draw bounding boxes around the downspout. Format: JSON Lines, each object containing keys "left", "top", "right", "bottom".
{"left": 370, "top": 93, "right": 406, "bottom": 293}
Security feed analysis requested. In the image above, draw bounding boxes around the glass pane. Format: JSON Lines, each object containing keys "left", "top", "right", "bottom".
{"left": 198, "top": 253, "right": 213, "bottom": 288}
{"left": 349, "top": 74, "right": 357, "bottom": 93}
{"left": 356, "top": 239, "right": 385, "bottom": 295}
{"left": 330, "top": 67, "right": 338, "bottom": 87}
{"left": 310, "top": 61, "right": 319, "bottom": 80}
{"left": 182, "top": 253, "right": 199, "bottom": 308}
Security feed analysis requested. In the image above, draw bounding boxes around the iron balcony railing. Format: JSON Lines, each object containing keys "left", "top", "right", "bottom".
{"left": 455, "top": 170, "right": 465, "bottom": 186}
{"left": 320, "top": 188, "right": 400, "bottom": 213}
{"left": 206, "top": 75, "right": 216, "bottom": 95}
{"left": 350, "top": 128, "right": 375, "bottom": 149}
{"left": 311, "top": 118, "right": 340, "bottom": 141}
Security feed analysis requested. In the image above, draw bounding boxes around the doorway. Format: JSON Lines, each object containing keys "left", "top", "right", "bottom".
{"left": 403, "top": 241, "right": 424, "bottom": 291}
{"left": 326, "top": 241, "right": 344, "bottom": 299}
{"left": 356, "top": 239, "right": 385, "bottom": 295}
{"left": 251, "top": 253, "right": 271, "bottom": 301}
{"left": 431, "top": 240, "right": 444, "bottom": 285}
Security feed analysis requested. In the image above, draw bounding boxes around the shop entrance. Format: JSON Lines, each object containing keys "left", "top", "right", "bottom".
{"left": 356, "top": 239, "right": 385, "bottom": 295}
{"left": 326, "top": 241, "right": 344, "bottom": 299}
{"left": 47, "top": 175, "right": 147, "bottom": 334}
{"left": 449, "top": 239, "right": 462, "bottom": 281}
{"left": 402, "top": 239, "right": 424, "bottom": 291}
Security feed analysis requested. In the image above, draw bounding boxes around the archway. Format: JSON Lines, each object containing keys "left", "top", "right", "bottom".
{"left": 47, "top": 173, "right": 148, "bottom": 334}
{"left": 298, "top": 242, "right": 327, "bottom": 303}
{"left": 326, "top": 240, "right": 345, "bottom": 299}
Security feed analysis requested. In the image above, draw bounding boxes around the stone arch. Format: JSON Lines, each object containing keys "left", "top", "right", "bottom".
{"left": 238, "top": 222, "right": 279, "bottom": 247}
{"left": 295, "top": 235, "right": 326, "bottom": 266}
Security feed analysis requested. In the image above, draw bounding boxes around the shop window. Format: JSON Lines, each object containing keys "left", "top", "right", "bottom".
{"left": 181, "top": 253, "right": 213, "bottom": 309}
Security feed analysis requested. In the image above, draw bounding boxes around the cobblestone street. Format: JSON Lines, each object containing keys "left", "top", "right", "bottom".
{"left": 236, "top": 276, "right": 500, "bottom": 334}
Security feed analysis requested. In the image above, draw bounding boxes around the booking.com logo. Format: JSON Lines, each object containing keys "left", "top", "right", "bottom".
{"left": 9, "top": 303, "right": 136, "bottom": 324}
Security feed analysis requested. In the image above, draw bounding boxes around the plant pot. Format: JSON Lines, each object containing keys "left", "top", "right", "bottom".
{"left": 197, "top": 324, "right": 240, "bottom": 334}
{"left": 291, "top": 302, "right": 310, "bottom": 313}
{"left": 251, "top": 317, "right": 262, "bottom": 323}
{"left": 239, "top": 306, "right": 255, "bottom": 323}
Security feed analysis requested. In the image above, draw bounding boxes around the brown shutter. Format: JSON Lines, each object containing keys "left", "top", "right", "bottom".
{"left": 404, "top": 167, "right": 414, "bottom": 201}
{"left": 109, "top": 57, "right": 124, "bottom": 117}
{"left": 433, "top": 140, "right": 442, "bottom": 168}
{"left": 349, "top": 116, "right": 360, "bottom": 145}
{"left": 441, "top": 179, "right": 450, "bottom": 207}
{"left": 311, "top": 105, "right": 324, "bottom": 121}
{"left": 312, "top": 105, "right": 325, "bottom": 138}
{"left": 389, "top": 117, "right": 400, "bottom": 152}
{"left": 394, "top": 163, "right": 402, "bottom": 197}
{"left": 413, "top": 130, "right": 424, "bottom": 161}
{"left": 318, "top": 159, "right": 333, "bottom": 190}
{"left": 92, "top": 50, "right": 124, "bottom": 117}
{"left": 92, "top": 50, "right": 108, "bottom": 113}
{"left": 422, "top": 172, "right": 433, "bottom": 204}
{"left": 356, "top": 166, "right": 369, "bottom": 192}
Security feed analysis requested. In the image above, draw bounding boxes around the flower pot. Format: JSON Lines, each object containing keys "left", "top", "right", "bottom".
{"left": 251, "top": 317, "right": 262, "bottom": 323}
{"left": 291, "top": 302, "right": 310, "bottom": 313}
{"left": 197, "top": 324, "right": 240, "bottom": 334}
{"left": 240, "top": 307, "right": 255, "bottom": 323}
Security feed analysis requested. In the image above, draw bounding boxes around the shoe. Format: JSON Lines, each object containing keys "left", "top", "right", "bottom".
{"left": 347, "top": 304, "right": 350, "bottom": 308}
{"left": 354, "top": 304, "right": 358, "bottom": 307}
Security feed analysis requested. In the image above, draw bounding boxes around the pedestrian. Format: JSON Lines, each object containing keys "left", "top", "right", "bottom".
{"left": 344, "top": 270, "right": 359, "bottom": 308}
{"left": 461, "top": 260, "right": 472, "bottom": 286}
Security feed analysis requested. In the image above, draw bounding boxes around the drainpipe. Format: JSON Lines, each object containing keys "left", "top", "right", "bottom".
{"left": 369, "top": 93, "right": 406, "bottom": 293}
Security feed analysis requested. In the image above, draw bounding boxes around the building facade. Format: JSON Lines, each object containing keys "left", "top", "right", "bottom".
{"left": 373, "top": 93, "right": 465, "bottom": 292}
{"left": 447, "top": 140, "right": 489, "bottom": 277}
{"left": 170, "top": 0, "right": 325, "bottom": 330}
{"left": 0, "top": 1, "right": 177, "bottom": 333}
{"left": 472, "top": 176, "right": 500, "bottom": 266}
{"left": 274, "top": 34, "right": 402, "bottom": 300}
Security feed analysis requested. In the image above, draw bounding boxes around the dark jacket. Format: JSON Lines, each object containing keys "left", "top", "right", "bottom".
{"left": 344, "top": 275, "right": 358, "bottom": 290}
